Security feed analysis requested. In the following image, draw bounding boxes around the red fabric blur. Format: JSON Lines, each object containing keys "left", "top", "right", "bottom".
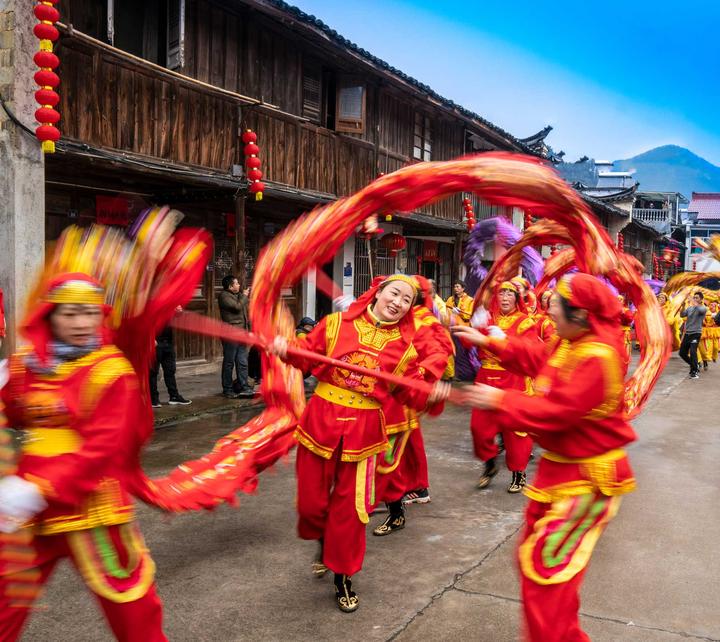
{"left": 295, "top": 446, "right": 367, "bottom": 576}
{"left": 0, "top": 529, "right": 166, "bottom": 642}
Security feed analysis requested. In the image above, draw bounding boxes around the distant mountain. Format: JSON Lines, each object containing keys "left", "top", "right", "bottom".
{"left": 613, "top": 145, "right": 720, "bottom": 198}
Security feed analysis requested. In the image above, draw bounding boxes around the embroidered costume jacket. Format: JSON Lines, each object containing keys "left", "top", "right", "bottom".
{"left": 287, "top": 308, "right": 436, "bottom": 462}
{"left": 486, "top": 331, "right": 636, "bottom": 502}
{"left": 476, "top": 311, "right": 536, "bottom": 392}
{"left": 445, "top": 293, "right": 474, "bottom": 326}
{"left": 2, "top": 345, "right": 145, "bottom": 535}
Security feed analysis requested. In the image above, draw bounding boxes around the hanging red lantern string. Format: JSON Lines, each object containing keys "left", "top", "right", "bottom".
{"left": 524, "top": 211, "right": 533, "bottom": 229}
{"left": 242, "top": 129, "right": 264, "bottom": 201}
{"left": 617, "top": 232, "right": 624, "bottom": 253}
{"left": 550, "top": 244, "right": 558, "bottom": 256}
{"left": 32, "top": 0, "right": 61, "bottom": 153}
{"left": 379, "top": 231, "right": 406, "bottom": 257}
{"left": 462, "top": 197, "right": 476, "bottom": 232}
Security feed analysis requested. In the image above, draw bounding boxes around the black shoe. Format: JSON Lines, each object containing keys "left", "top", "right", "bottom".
{"left": 372, "top": 509, "right": 406, "bottom": 536}
{"left": 508, "top": 471, "right": 526, "bottom": 494}
{"left": 168, "top": 395, "right": 192, "bottom": 405}
{"left": 334, "top": 574, "right": 359, "bottom": 613}
{"left": 222, "top": 391, "right": 241, "bottom": 399}
{"left": 690, "top": 372, "right": 700, "bottom": 379}
{"left": 151, "top": 401, "right": 161, "bottom": 408}
{"left": 477, "top": 458, "right": 498, "bottom": 489}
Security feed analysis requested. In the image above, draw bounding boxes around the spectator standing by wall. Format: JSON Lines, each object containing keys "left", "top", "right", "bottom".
{"left": 150, "top": 306, "right": 191, "bottom": 407}
{"left": 218, "top": 275, "right": 252, "bottom": 398}
{"left": 679, "top": 291, "right": 707, "bottom": 379}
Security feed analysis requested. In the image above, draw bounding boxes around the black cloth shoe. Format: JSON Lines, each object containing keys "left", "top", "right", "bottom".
{"left": 334, "top": 574, "right": 359, "bottom": 613}
{"left": 477, "top": 458, "right": 498, "bottom": 489}
{"left": 222, "top": 391, "right": 241, "bottom": 399}
{"left": 151, "top": 401, "right": 161, "bottom": 408}
{"left": 508, "top": 471, "right": 527, "bottom": 494}
{"left": 372, "top": 504, "right": 406, "bottom": 536}
{"left": 168, "top": 395, "right": 192, "bottom": 405}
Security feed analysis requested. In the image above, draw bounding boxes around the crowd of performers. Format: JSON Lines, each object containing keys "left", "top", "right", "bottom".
{"left": 0, "top": 155, "right": 677, "bottom": 641}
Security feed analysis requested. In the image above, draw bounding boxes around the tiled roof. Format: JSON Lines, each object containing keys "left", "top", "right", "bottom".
{"left": 252, "top": 0, "right": 534, "bottom": 154}
{"left": 689, "top": 192, "right": 720, "bottom": 220}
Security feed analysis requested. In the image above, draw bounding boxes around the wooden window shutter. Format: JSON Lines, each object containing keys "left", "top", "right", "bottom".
{"left": 302, "top": 64, "right": 322, "bottom": 123}
{"left": 335, "top": 78, "right": 366, "bottom": 134}
{"left": 166, "top": 0, "right": 185, "bottom": 70}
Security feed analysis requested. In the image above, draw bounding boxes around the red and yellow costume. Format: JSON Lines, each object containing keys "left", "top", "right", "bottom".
{"left": 0, "top": 274, "right": 166, "bottom": 641}
{"left": 445, "top": 291, "right": 474, "bottom": 326}
{"left": 374, "top": 304, "right": 453, "bottom": 506}
{"left": 483, "top": 274, "right": 635, "bottom": 642}
{"left": 471, "top": 282, "right": 536, "bottom": 472}
{"left": 286, "top": 275, "right": 440, "bottom": 577}
{"left": 658, "top": 294, "right": 682, "bottom": 351}
{"left": 533, "top": 292, "right": 556, "bottom": 344}
{"left": 699, "top": 302, "right": 718, "bottom": 364}
{"left": 619, "top": 296, "right": 634, "bottom": 359}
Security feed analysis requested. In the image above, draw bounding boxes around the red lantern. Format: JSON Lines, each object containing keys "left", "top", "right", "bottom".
{"left": 379, "top": 232, "right": 406, "bottom": 257}
{"left": 550, "top": 245, "right": 557, "bottom": 256}
{"left": 524, "top": 212, "right": 533, "bottom": 229}
{"left": 617, "top": 233, "right": 624, "bottom": 253}
{"left": 35, "top": 88, "right": 59, "bottom": 106}
{"left": 243, "top": 129, "right": 264, "bottom": 201}
{"left": 33, "top": 51, "right": 59, "bottom": 68}
{"left": 33, "top": 3, "right": 59, "bottom": 21}
{"left": 243, "top": 143, "right": 259, "bottom": 157}
{"left": 32, "top": 0, "right": 62, "bottom": 153}
{"left": 35, "top": 107, "right": 60, "bottom": 123}
{"left": 241, "top": 131, "right": 257, "bottom": 144}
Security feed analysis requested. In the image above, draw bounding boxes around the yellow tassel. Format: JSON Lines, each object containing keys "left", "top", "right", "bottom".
{"left": 39, "top": 39, "right": 53, "bottom": 52}
{"left": 255, "top": 192, "right": 263, "bottom": 201}
{"left": 41, "top": 140, "right": 56, "bottom": 153}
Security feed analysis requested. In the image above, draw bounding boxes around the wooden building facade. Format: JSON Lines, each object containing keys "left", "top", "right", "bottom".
{"left": 49, "top": 0, "right": 530, "bottom": 365}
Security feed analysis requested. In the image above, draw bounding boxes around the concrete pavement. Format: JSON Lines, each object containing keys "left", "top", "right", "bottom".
{"left": 22, "top": 353, "right": 720, "bottom": 641}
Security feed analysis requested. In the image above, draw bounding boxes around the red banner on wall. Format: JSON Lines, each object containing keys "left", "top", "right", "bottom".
{"left": 95, "top": 196, "right": 130, "bottom": 226}
{"left": 422, "top": 240, "right": 439, "bottom": 262}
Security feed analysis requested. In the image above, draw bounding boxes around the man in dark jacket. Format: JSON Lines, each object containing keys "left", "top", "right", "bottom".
{"left": 218, "top": 275, "right": 252, "bottom": 398}
{"left": 150, "top": 307, "right": 191, "bottom": 407}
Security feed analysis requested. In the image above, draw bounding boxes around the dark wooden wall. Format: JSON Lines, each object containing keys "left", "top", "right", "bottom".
{"left": 57, "top": 0, "right": 486, "bottom": 223}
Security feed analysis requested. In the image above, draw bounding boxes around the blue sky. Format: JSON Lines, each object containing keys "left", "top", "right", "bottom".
{"left": 291, "top": 0, "right": 720, "bottom": 165}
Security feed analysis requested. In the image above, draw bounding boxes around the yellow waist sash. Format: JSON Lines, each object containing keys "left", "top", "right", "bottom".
{"left": 22, "top": 428, "right": 83, "bottom": 457}
{"left": 541, "top": 448, "right": 626, "bottom": 465}
{"left": 314, "top": 382, "right": 381, "bottom": 409}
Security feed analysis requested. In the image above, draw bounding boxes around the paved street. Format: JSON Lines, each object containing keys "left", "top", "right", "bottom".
{"left": 23, "top": 353, "right": 720, "bottom": 641}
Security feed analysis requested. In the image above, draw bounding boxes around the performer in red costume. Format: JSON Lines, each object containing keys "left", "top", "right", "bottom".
{"left": 271, "top": 274, "right": 447, "bottom": 613}
{"left": 372, "top": 299, "right": 453, "bottom": 536}
{"left": 0, "top": 274, "right": 167, "bottom": 641}
{"left": 453, "top": 273, "right": 636, "bottom": 642}
{"left": 472, "top": 281, "right": 536, "bottom": 493}
{"left": 535, "top": 290, "right": 556, "bottom": 343}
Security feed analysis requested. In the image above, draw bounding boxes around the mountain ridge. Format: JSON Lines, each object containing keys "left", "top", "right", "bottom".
{"left": 613, "top": 145, "right": 720, "bottom": 198}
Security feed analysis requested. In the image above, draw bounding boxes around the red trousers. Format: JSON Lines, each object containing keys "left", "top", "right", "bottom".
{"left": 296, "top": 445, "right": 368, "bottom": 576}
{"left": 471, "top": 408, "right": 532, "bottom": 471}
{"left": 375, "top": 428, "right": 430, "bottom": 504}
{"left": 518, "top": 495, "right": 620, "bottom": 642}
{"left": 0, "top": 524, "right": 166, "bottom": 642}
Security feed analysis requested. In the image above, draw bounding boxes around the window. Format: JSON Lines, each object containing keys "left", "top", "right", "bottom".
{"left": 302, "top": 63, "right": 323, "bottom": 124}
{"left": 335, "top": 78, "right": 366, "bottom": 133}
{"left": 413, "top": 112, "right": 432, "bottom": 161}
{"left": 110, "top": 0, "right": 184, "bottom": 70}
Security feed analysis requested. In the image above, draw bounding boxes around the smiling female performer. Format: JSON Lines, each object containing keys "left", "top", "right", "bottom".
{"left": 0, "top": 274, "right": 167, "bottom": 641}
{"left": 472, "top": 281, "right": 536, "bottom": 493}
{"left": 452, "top": 273, "right": 636, "bottom": 642}
{"left": 272, "top": 274, "right": 448, "bottom": 613}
